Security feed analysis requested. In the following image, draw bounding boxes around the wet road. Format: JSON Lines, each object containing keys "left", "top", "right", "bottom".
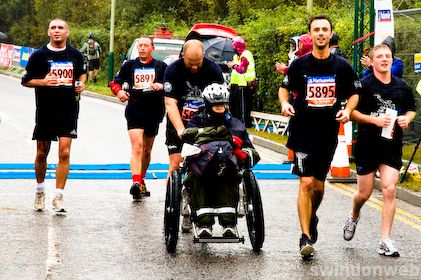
{"left": 1, "top": 75, "right": 420, "bottom": 279}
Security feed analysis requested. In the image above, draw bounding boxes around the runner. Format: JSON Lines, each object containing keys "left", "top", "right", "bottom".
{"left": 109, "top": 37, "right": 167, "bottom": 200}
{"left": 164, "top": 39, "right": 224, "bottom": 231}
{"left": 21, "top": 18, "right": 86, "bottom": 212}
{"left": 278, "top": 14, "right": 359, "bottom": 258}
{"left": 343, "top": 44, "right": 416, "bottom": 257}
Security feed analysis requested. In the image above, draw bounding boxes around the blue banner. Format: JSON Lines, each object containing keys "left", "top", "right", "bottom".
{"left": 19, "top": 46, "right": 33, "bottom": 67}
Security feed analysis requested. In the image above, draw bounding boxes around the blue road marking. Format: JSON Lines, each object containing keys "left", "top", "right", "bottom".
{"left": 0, "top": 163, "right": 297, "bottom": 180}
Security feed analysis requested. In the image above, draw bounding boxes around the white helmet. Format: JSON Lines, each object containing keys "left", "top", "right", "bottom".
{"left": 202, "top": 83, "right": 230, "bottom": 105}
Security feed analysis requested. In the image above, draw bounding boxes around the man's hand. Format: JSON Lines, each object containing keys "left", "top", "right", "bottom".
{"left": 74, "top": 81, "right": 85, "bottom": 93}
{"left": 372, "top": 114, "right": 392, "bottom": 128}
{"left": 360, "top": 55, "right": 372, "bottom": 69}
{"left": 336, "top": 109, "right": 350, "bottom": 123}
{"left": 177, "top": 128, "right": 185, "bottom": 140}
{"left": 397, "top": 115, "right": 409, "bottom": 129}
{"left": 116, "top": 90, "right": 130, "bottom": 102}
{"left": 281, "top": 102, "right": 295, "bottom": 117}
{"left": 150, "top": 82, "right": 163, "bottom": 91}
{"left": 43, "top": 73, "right": 58, "bottom": 86}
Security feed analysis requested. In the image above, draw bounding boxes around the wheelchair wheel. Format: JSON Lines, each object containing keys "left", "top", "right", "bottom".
{"left": 164, "top": 170, "right": 182, "bottom": 253}
{"left": 243, "top": 169, "right": 265, "bottom": 252}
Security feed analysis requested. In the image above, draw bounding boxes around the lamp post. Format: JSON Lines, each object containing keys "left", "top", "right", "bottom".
{"left": 108, "top": 0, "right": 116, "bottom": 83}
{"left": 307, "top": 0, "right": 313, "bottom": 13}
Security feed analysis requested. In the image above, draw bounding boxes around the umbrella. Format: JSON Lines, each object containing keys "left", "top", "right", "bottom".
{"left": 203, "top": 37, "right": 235, "bottom": 63}
{"left": 0, "top": 31, "right": 7, "bottom": 43}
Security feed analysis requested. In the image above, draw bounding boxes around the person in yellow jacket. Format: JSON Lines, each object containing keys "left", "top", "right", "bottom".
{"left": 227, "top": 36, "right": 256, "bottom": 127}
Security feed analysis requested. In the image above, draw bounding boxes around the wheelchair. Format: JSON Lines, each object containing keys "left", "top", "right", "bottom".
{"left": 164, "top": 145, "right": 265, "bottom": 253}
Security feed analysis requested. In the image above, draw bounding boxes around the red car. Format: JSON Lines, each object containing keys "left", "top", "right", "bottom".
{"left": 186, "top": 23, "right": 238, "bottom": 63}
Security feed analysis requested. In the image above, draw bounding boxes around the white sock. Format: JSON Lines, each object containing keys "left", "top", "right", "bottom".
{"left": 54, "top": 188, "right": 64, "bottom": 197}
{"left": 36, "top": 182, "right": 45, "bottom": 193}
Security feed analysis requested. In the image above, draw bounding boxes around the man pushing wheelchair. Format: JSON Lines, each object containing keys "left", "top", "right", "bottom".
{"left": 181, "top": 83, "right": 260, "bottom": 239}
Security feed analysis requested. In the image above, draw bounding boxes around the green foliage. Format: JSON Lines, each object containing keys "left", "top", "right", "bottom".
{"left": 4, "top": 0, "right": 421, "bottom": 118}
{"left": 237, "top": 4, "right": 357, "bottom": 112}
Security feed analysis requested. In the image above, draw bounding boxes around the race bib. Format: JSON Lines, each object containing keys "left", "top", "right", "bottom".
{"left": 181, "top": 100, "right": 204, "bottom": 121}
{"left": 49, "top": 61, "right": 74, "bottom": 87}
{"left": 133, "top": 68, "right": 155, "bottom": 90}
{"left": 306, "top": 76, "right": 336, "bottom": 107}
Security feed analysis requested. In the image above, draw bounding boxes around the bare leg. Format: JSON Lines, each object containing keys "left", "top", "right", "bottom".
{"left": 311, "top": 179, "right": 325, "bottom": 215}
{"left": 168, "top": 153, "right": 182, "bottom": 176}
{"left": 89, "top": 70, "right": 94, "bottom": 82}
{"left": 352, "top": 172, "right": 375, "bottom": 220}
{"left": 35, "top": 140, "right": 51, "bottom": 183}
{"left": 128, "top": 129, "right": 144, "bottom": 176}
{"left": 141, "top": 135, "right": 156, "bottom": 174}
{"left": 379, "top": 164, "right": 399, "bottom": 240}
{"left": 297, "top": 176, "right": 320, "bottom": 237}
{"left": 56, "top": 137, "right": 72, "bottom": 189}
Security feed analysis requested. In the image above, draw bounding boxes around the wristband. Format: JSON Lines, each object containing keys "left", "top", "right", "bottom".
{"left": 109, "top": 81, "right": 122, "bottom": 95}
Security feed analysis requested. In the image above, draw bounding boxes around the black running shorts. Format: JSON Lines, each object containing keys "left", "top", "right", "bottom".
{"left": 125, "top": 103, "right": 160, "bottom": 136}
{"left": 165, "top": 120, "right": 183, "bottom": 154}
{"left": 354, "top": 140, "right": 402, "bottom": 175}
{"left": 33, "top": 117, "right": 78, "bottom": 141}
{"left": 292, "top": 148, "right": 336, "bottom": 181}
{"left": 88, "top": 59, "right": 100, "bottom": 71}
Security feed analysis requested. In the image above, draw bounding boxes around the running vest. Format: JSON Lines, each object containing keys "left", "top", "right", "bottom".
{"left": 230, "top": 50, "right": 256, "bottom": 87}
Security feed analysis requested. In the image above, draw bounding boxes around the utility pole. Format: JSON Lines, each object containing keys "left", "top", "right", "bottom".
{"left": 108, "top": 0, "right": 116, "bottom": 84}
{"left": 307, "top": 0, "right": 313, "bottom": 13}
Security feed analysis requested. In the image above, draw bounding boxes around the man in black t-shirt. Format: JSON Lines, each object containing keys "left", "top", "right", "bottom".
{"left": 110, "top": 37, "right": 167, "bottom": 200}
{"left": 343, "top": 44, "right": 416, "bottom": 257}
{"left": 164, "top": 39, "right": 224, "bottom": 232}
{"left": 278, "top": 14, "right": 359, "bottom": 258}
{"left": 22, "top": 18, "right": 86, "bottom": 213}
{"left": 164, "top": 39, "right": 224, "bottom": 166}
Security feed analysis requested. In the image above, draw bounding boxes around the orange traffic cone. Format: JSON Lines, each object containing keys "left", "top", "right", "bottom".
{"left": 330, "top": 123, "right": 351, "bottom": 177}
{"left": 288, "top": 149, "right": 294, "bottom": 161}
{"left": 344, "top": 121, "right": 353, "bottom": 157}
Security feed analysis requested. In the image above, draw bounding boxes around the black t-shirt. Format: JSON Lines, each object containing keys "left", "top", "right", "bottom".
{"left": 356, "top": 73, "right": 416, "bottom": 145}
{"left": 22, "top": 44, "right": 85, "bottom": 121}
{"left": 281, "top": 53, "right": 357, "bottom": 152}
{"left": 113, "top": 58, "right": 167, "bottom": 122}
{"left": 164, "top": 57, "right": 224, "bottom": 122}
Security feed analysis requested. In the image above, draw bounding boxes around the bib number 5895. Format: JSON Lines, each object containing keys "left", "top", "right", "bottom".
{"left": 307, "top": 85, "right": 335, "bottom": 98}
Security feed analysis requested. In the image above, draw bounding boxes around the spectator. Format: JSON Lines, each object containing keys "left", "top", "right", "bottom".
{"left": 80, "top": 32, "right": 102, "bottom": 83}
{"left": 329, "top": 32, "right": 346, "bottom": 59}
{"left": 276, "top": 34, "right": 312, "bottom": 75}
{"left": 227, "top": 36, "right": 257, "bottom": 127}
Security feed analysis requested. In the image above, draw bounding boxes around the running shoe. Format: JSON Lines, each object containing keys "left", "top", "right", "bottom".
{"left": 299, "top": 233, "right": 314, "bottom": 258}
{"left": 310, "top": 215, "right": 319, "bottom": 243}
{"left": 140, "top": 181, "right": 150, "bottom": 196}
{"left": 343, "top": 213, "right": 359, "bottom": 241}
{"left": 130, "top": 182, "right": 141, "bottom": 200}
{"left": 222, "top": 226, "right": 237, "bottom": 238}
{"left": 34, "top": 192, "right": 45, "bottom": 212}
{"left": 378, "top": 238, "right": 400, "bottom": 257}
{"left": 52, "top": 194, "right": 65, "bottom": 212}
{"left": 197, "top": 227, "right": 212, "bottom": 238}
{"left": 181, "top": 216, "right": 192, "bottom": 233}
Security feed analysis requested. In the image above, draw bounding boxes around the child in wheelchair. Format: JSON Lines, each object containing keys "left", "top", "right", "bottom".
{"left": 181, "top": 83, "right": 260, "bottom": 239}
